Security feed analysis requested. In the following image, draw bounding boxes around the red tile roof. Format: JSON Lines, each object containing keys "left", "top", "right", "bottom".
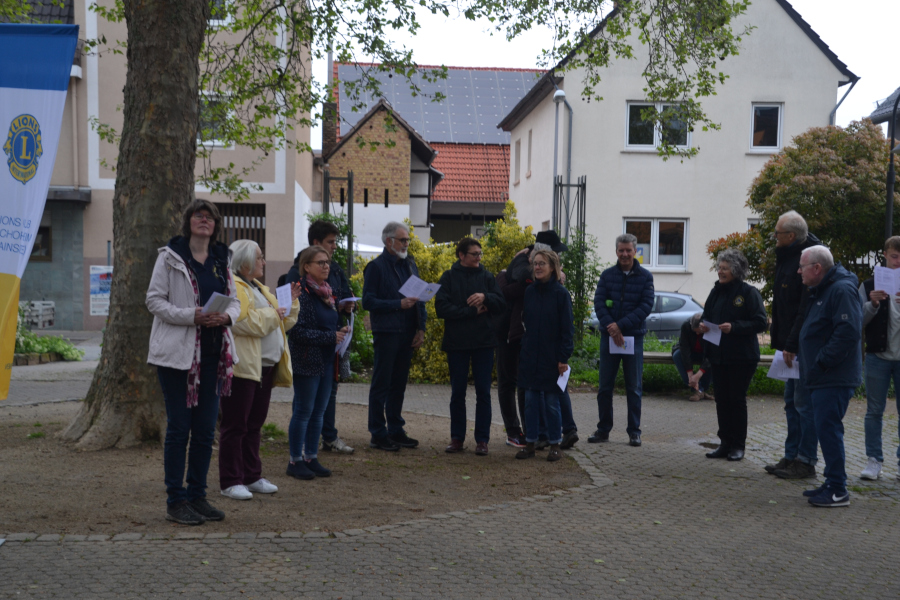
{"left": 431, "top": 143, "right": 510, "bottom": 203}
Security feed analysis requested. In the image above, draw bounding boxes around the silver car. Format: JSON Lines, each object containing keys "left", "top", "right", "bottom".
{"left": 586, "top": 291, "right": 704, "bottom": 342}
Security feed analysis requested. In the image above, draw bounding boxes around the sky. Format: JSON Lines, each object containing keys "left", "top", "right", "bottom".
{"left": 311, "top": 0, "right": 900, "bottom": 149}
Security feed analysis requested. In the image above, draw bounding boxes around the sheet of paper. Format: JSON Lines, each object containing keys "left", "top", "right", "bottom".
{"left": 338, "top": 296, "right": 361, "bottom": 305}
{"left": 609, "top": 336, "right": 635, "bottom": 355}
{"left": 275, "top": 284, "right": 292, "bottom": 311}
{"left": 557, "top": 365, "right": 571, "bottom": 392}
{"left": 702, "top": 321, "right": 722, "bottom": 346}
{"left": 336, "top": 313, "right": 355, "bottom": 357}
{"left": 398, "top": 275, "right": 441, "bottom": 302}
{"left": 767, "top": 350, "right": 800, "bottom": 381}
{"left": 874, "top": 266, "right": 900, "bottom": 298}
{"left": 202, "top": 292, "right": 235, "bottom": 314}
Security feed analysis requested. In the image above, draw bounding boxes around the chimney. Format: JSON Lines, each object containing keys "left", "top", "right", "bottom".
{"left": 322, "top": 102, "right": 338, "bottom": 159}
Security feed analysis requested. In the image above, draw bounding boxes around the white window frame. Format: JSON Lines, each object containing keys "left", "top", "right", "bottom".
{"left": 198, "top": 92, "right": 234, "bottom": 149}
{"left": 623, "top": 218, "right": 689, "bottom": 271}
{"left": 747, "top": 218, "right": 760, "bottom": 231}
{"left": 513, "top": 138, "right": 521, "bottom": 184}
{"left": 749, "top": 103, "right": 783, "bottom": 152}
{"left": 526, "top": 129, "right": 532, "bottom": 178}
{"left": 208, "top": 0, "right": 233, "bottom": 28}
{"left": 625, "top": 102, "right": 691, "bottom": 151}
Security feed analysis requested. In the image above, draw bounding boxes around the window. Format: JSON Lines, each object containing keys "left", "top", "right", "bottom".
{"left": 513, "top": 138, "right": 521, "bottom": 184}
{"left": 656, "top": 295, "right": 686, "bottom": 313}
{"left": 624, "top": 218, "right": 687, "bottom": 269}
{"left": 748, "top": 218, "right": 760, "bottom": 231}
{"left": 626, "top": 103, "right": 690, "bottom": 149}
{"left": 198, "top": 93, "right": 231, "bottom": 148}
{"left": 30, "top": 226, "right": 51, "bottom": 262}
{"left": 751, "top": 103, "right": 782, "bottom": 150}
{"left": 526, "top": 129, "right": 532, "bottom": 178}
{"left": 209, "top": 0, "right": 232, "bottom": 26}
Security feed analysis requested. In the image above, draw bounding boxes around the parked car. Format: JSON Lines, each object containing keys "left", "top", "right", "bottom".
{"left": 586, "top": 291, "right": 704, "bottom": 342}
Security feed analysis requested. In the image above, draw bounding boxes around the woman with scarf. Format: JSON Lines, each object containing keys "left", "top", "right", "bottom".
{"left": 286, "top": 245, "right": 350, "bottom": 480}
{"left": 146, "top": 200, "right": 240, "bottom": 526}
{"left": 218, "top": 239, "right": 300, "bottom": 501}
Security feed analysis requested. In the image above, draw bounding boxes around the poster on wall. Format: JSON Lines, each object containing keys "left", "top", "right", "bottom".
{"left": 90, "top": 266, "right": 113, "bottom": 316}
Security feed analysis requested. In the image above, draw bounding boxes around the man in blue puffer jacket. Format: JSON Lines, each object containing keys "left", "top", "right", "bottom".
{"left": 797, "top": 246, "right": 862, "bottom": 508}
{"left": 588, "top": 233, "right": 655, "bottom": 447}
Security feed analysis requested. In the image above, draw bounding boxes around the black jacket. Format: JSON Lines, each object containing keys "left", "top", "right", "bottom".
{"left": 771, "top": 233, "right": 821, "bottom": 352}
{"left": 435, "top": 261, "right": 506, "bottom": 352}
{"left": 861, "top": 278, "right": 890, "bottom": 354}
{"left": 593, "top": 261, "right": 655, "bottom": 337}
{"left": 701, "top": 279, "right": 768, "bottom": 365}
{"left": 672, "top": 320, "right": 711, "bottom": 372}
{"left": 362, "top": 248, "right": 427, "bottom": 333}
{"left": 518, "top": 275, "right": 574, "bottom": 392}
{"left": 495, "top": 269, "right": 530, "bottom": 343}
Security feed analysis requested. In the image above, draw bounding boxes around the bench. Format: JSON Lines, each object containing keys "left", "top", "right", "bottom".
{"left": 643, "top": 351, "right": 775, "bottom": 366}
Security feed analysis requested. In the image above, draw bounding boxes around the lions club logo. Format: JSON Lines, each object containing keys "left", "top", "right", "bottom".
{"left": 3, "top": 114, "right": 43, "bottom": 185}
{"left": 733, "top": 295, "right": 745, "bottom": 307}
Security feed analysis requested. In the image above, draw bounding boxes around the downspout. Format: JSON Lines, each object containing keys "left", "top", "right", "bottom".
{"left": 551, "top": 79, "right": 574, "bottom": 238}
{"left": 829, "top": 78, "right": 859, "bottom": 126}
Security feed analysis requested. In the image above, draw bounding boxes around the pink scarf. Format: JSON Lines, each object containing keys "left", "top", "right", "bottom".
{"left": 305, "top": 277, "right": 335, "bottom": 308}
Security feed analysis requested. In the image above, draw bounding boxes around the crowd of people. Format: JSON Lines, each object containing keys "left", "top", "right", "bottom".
{"left": 146, "top": 202, "right": 887, "bottom": 524}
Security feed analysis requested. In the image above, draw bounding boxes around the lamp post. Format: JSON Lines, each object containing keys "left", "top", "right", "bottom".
{"left": 885, "top": 92, "right": 900, "bottom": 240}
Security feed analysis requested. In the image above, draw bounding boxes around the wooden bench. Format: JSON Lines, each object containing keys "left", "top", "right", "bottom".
{"left": 643, "top": 351, "right": 775, "bottom": 366}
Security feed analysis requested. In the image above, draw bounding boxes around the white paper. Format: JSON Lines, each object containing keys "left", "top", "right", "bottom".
{"left": 275, "top": 284, "right": 293, "bottom": 311}
{"left": 702, "top": 321, "right": 722, "bottom": 346}
{"left": 202, "top": 292, "right": 235, "bottom": 314}
{"left": 338, "top": 296, "right": 361, "bottom": 305}
{"left": 336, "top": 313, "right": 355, "bottom": 357}
{"left": 557, "top": 365, "right": 571, "bottom": 392}
{"left": 398, "top": 275, "right": 441, "bottom": 302}
{"left": 767, "top": 350, "right": 800, "bottom": 381}
{"left": 609, "top": 336, "right": 635, "bottom": 355}
{"left": 874, "top": 266, "right": 900, "bottom": 299}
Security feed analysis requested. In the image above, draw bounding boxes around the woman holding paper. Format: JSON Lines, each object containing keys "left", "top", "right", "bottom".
{"left": 146, "top": 199, "right": 240, "bottom": 526}
{"left": 515, "top": 248, "right": 574, "bottom": 462}
{"left": 695, "top": 249, "right": 768, "bottom": 461}
{"left": 286, "top": 246, "right": 350, "bottom": 480}
{"left": 218, "top": 240, "right": 299, "bottom": 501}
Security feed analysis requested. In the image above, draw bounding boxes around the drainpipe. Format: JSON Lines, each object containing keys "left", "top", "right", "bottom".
{"left": 829, "top": 78, "right": 858, "bottom": 126}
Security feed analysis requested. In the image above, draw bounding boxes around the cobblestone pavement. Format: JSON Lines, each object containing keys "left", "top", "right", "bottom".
{"left": 4, "top": 371, "right": 900, "bottom": 598}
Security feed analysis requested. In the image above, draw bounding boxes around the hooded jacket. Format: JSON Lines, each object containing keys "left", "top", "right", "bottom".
{"left": 771, "top": 232, "right": 822, "bottom": 353}
{"left": 518, "top": 275, "right": 574, "bottom": 392}
{"left": 434, "top": 261, "right": 506, "bottom": 352}
{"left": 700, "top": 279, "right": 768, "bottom": 365}
{"left": 798, "top": 264, "right": 862, "bottom": 390}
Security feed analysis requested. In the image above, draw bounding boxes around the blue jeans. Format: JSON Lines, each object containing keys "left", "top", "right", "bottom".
{"left": 290, "top": 374, "right": 333, "bottom": 461}
{"left": 368, "top": 330, "right": 415, "bottom": 438}
{"left": 158, "top": 356, "right": 221, "bottom": 505}
{"left": 447, "top": 348, "right": 494, "bottom": 443}
{"left": 672, "top": 348, "right": 711, "bottom": 392}
{"left": 321, "top": 381, "right": 339, "bottom": 443}
{"left": 525, "top": 389, "right": 562, "bottom": 444}
{"left": 811, "top": 387, "right": 853, "bottom": 494}
{"left": 864, "top": 354, "right": 900, "bottom": 463}
{"left": 596, "top": 333, "right": 643, "bottom": 435}
{"left": 537, "top": 391, "right": 576, "bottom": 440}
{"left": 784, "top": 376, "right": 818, "bottom": 465}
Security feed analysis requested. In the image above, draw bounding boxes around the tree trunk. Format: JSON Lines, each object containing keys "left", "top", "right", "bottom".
{"left": 63, "top": 0, "right": 211, "bottom": 450}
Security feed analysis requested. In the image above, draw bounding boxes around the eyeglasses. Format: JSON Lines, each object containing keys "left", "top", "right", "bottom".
{"left": 467, "top": 252, "right": 483, "bottom": 258}
{"left": 773, "top": 230, "right": 791, "bottom": 237}
{"left": 798, "top": 262, "right": 818, "bottom": 270}
{"left": 532, "top": 261, "right": 549, "bottom": 268}
{"left": 392, "top": 237, "right": 410, "bottom": 245}
{"left": 312, "top": 260, "right": 330, "bottom": 268}
{"left": 191, "top": 213, "right": 214, "bottom": 223}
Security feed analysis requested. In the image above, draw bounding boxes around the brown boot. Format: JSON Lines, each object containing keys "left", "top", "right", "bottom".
{"left": 547, "top": 444, "right": 562, "bottom": 462}
{"left": 515, "top": 442, "right": 535, "bottom": 460}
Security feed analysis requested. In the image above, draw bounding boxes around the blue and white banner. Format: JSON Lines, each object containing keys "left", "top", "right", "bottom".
{"left": 0, "top": 23, "right": 78, "bottom": 399}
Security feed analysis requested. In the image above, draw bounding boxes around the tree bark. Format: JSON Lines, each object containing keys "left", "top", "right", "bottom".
{"left": 63, "top": 0, "right": 211, "bottom": 449}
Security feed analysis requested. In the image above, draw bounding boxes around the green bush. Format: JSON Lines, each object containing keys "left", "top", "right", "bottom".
{"left": 14, "top": 308, "right": 84, "bottom": 361}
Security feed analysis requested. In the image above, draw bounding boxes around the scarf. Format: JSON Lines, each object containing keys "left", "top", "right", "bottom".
{"left": 305, "top": 277, "right": 335, "bottom": 308}
{"left": 183, "top": 256, "right": 234, "bottom": 408}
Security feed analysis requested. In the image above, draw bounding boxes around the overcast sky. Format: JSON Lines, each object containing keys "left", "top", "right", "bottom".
{"left": 311, "top": 0, "right": 899, "bottom": 149}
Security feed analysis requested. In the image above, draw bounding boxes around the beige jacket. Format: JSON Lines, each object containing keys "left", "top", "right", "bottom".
{"left": 146, "top": 246, "right": 240, "bottom": 369}
{"left": 232, "top": 277, "right": 298, "bottom": 386}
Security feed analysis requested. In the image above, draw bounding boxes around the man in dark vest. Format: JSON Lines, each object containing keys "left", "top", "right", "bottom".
{"left": 858, "top": 236, "right": 900, "bottom": 481}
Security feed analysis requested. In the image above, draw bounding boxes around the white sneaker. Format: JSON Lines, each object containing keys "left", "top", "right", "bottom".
{"left": 247, "top": 478, "right": 278, "bottom": 494}
{"left": 322, "top": 437, "right": 355, "bottom": 454}
{"left": 220, "top": 484, "right": 253, "bottom": 500}
{"left": 860, "top": 457, "right": 883, "bottom": 480}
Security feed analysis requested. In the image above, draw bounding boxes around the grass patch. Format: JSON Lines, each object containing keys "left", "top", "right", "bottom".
{"left": 261, "top": 422, "right": 286, "bottom": 439}
{"left": 27, "top": 432, "right": 45, "bottom": 439}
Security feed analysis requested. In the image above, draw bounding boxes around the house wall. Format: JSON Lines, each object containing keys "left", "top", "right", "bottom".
{"left": 507, "top": 0, "right": 850, "bottom": 304}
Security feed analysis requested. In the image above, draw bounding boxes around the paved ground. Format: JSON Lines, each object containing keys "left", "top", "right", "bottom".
{"left": 3, "top": 344, "right": 900, "bottom": 598}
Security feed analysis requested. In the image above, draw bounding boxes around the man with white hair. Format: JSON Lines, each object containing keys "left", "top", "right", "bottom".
{"left": 796, "top": 245, "right": 862, "bottom": 507}
{"left": 766, "top": 210, "right": 822, "bottom": 479}
{"left": 362, "top": 222, "right": 426, "bottom": 451}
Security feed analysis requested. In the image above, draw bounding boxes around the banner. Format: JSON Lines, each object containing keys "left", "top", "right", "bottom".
{"left": 0, "top": 24, "right": 79, "bottom": 400}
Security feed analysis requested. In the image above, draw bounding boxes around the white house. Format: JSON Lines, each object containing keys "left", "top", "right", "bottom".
{"left": 499, "top": 0, "right": 857, "bottom": 304}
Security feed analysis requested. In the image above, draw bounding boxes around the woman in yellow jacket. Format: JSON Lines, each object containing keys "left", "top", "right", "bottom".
{"left": 219, "top": 240, "right": 299, "bottom": 500}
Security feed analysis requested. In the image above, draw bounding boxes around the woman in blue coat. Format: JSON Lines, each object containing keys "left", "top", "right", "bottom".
{"left": 516, "top": 249, "right": 575, "bottom": 461}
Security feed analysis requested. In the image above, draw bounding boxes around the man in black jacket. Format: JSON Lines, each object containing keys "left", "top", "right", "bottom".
{"left": 435, "top": 238, "right": 506, "bottom": 456}
{"left": 766, "top": 211, "right": 821, "bottom": 479}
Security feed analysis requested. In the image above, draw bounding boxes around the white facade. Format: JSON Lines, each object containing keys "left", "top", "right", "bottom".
{"left": 505, "top": 0, "right": 854, "bottom": 304}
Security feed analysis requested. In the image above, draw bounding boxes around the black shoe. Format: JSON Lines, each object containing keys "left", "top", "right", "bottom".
{"left": 166, "top": 501, "right": 206, "bottom": 526}
{"left": 765, "top": 457, "right": 791, "bottom": 474}
{"left": 515, "top": 443, "right": 535, "bottom": 460}
{"left": 389, "top": 431, "right": 419, "bottom": 449}
{"left": 369, "top": 435, "right": 400, "bottom": 451}
{"left": 629, "top": 433, "right": 642, "bottom": 447}
{"left": 774, "top": 460, "right": 816, "bottom": 479}
{"left": 535, "top": 439, "right": 550, "bottom": 451}
{"left": 706, "top": 445, "right": 729, "bottom": 459}
{"left": 286, "top": 460, "right": 316, "bottom": 480}
{"left": 188, "top": 497, "right": 225, "bottom": 522}
{"left": 560, "top": 430, "right": 579, "bottom": 450}
{"left": 305, "top": 458, "right": 332, "bottom": 478}
{"left": 727, "top": 448, "right": 745, "bottom": 461}
{"left": 587, "top": 430, "right": 609, "bottom": 443}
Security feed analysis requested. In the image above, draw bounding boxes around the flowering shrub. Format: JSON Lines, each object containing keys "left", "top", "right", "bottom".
{"left": 14, "top": 307, "right": 85, "bottom": 360}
